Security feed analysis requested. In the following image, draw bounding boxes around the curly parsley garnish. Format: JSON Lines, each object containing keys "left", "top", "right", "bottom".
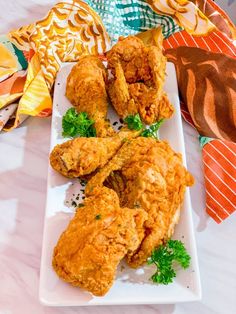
{"left": 140, "top": 119, "right": 164, "bottom": 139}
{"left": 124, "top": 114, "right": 143, "bottom": 131}
{"left": 62, "top": 108, "right": 96, "bottom": 138}
{"left": 148, "top": 240, "right": 191, "bottom": 285}
{"left": 124, "top": 114, "right": 164, "bottom": 139}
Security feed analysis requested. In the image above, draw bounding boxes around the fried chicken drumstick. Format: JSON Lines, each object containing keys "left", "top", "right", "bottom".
{"left": 50, "top": 129, "right": 140, "bottom": 178}
{"left": 106, "top": 36, "right": 174, "bottom": 124}
{"left": 52, "top": 187, "right": 147, "bottom": 296}
{"left": 66, "top": 55, "right": 114, "bottom": 137}
{"left": 86, "top": 138, "right": 194, "bottom": 268}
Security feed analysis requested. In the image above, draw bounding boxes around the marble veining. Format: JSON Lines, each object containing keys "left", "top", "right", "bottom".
{"left": 0, "top": 1, "right": 236, "bottom": 313}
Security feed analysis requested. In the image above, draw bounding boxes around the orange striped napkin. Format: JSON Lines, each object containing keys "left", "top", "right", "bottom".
{"left": 162, "top": 0, "right": 236, "bottom": 223}
{"left": 181, "top": 102, "right": 235, "bottom": 223}
{"left": 202, "top": 139, "right": 236, "bottom": 223}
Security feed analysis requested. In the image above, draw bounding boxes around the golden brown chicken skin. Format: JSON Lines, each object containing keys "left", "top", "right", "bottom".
{"left": 52, "top": 187, "right": 147, "bottom": 296}
{"left": 50, "top": 129, "right": 140, "bottom": 178}
{"left": 86, "top": 138, "right": 194, "bottom": 268}
{"left": 106, "top": 36, "right": 174, "bottom": 124}
{"left": 66, "top": 55, "right": 114, "bottom": 137}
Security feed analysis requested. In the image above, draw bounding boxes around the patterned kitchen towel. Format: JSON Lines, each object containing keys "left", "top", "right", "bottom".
{"left": 200, "top": 137, "right": 236, "bottom": 223}
{"left": 0, "top": 0, "right": 235, "bottom": 222}
{"left": 0, "top": 0, "right": 110, "bottom": 130}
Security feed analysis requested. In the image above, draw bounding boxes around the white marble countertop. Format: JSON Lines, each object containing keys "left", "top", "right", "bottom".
{"left": 0, "top": 1, "right": 236, "bottom": 314}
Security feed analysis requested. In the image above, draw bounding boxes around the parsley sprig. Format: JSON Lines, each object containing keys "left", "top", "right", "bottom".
{"left": 124, "top": 114, "right": 143, "bottom": 131}
{"left": 148, "top": 240, "right": 191, "bottom": 285}
{"left": 140, "top": 119, "right": 164, "bottom": 138}
{"left": 62, "top": 108, "right": 96, "bottom": 138}
{"left": 124, "top": 113, "right": 164, "bottom": 139}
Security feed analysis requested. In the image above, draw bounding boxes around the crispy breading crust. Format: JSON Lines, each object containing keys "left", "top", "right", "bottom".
{"left": 52, "top": 187, "right": 147, "bottom": 296}
{"left": 50, "top": 129, "right": 140, "bottom": 178}
{"left": 66, "top": 55, "right": 115, "bottom": 137}
{"left": 86, "top": 138, "right": 194, "bottom": 268}
{"left": 106, "top": 36, "right": 174, "bottom": 124}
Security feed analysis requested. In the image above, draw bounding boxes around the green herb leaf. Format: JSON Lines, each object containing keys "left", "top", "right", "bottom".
{"left": 141, "top": 119, "right": 164, "bottom": 139}
{"left": 62, "top": 108, "right": 96, "bottom": 138}
{"left": 95, "top": 214, "right": 101, "bottom": 220}
{"left": 168, "top": 239, "right": 191, "bottom": 269}
{"left": 124, "top": 114, "right": 143, "bottom": 131}
{"left": 148, "top": 240, "right": 191, "bottom": 285}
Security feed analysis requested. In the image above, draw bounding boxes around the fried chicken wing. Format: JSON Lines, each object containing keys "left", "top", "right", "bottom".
{"left": 66, "top": 55, "right": 114, "bottom": 137}
{"left": 86, "top": 138, "right": 194, "bottom": 268}
{"left": 52, "top": 187, "right": 147, "bottom": 296}
{"left": 50, "top": 129, "right": 140, "bottom": 178}
{"left": 106, "top": 36, "right": 174, "bottom": 124}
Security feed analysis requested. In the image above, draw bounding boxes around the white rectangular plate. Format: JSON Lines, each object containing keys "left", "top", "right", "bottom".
{"left": 39, "top": 62, "right": 201, "bottom": 306}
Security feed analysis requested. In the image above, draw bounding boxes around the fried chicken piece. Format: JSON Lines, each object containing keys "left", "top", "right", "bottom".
{"left": 86, "top": 138, "right": 194, "bottom": 268}
{"left": 50, "top": 129, "right": 140, "bottom": 178}
{"left": 52, "top": 187, "right": 147, "bottom": 296}
{"left": 66, "top": 55, "right": 114, "bottom": 137}
{"left": 106, "top": 36, "right": 174, "bottom": 124}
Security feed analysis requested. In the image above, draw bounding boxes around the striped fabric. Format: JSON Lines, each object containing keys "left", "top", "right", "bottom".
{"left": 159, "top": 2, "right": 236, "bottom": 223}
{"left": 203, "top": 140, "right": 236, "bottom": 223}
{"left": 180, "top": 101, "right": 195, "bottom": 128}
{"left": 164, "top": 29, "right": 236, "bottom": 59}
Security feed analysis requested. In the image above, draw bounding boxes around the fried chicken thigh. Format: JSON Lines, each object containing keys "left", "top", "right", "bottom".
{"left": 66, "top": 55, "right": 114, "bottom": 137}
{"left": 86, "top": 138, "right": 194, "bottom": 268}
{"left": 50, "top": 129, "right": 140, "bottom": 178}
{"left": 106, "top": 36, "right": 174, "bottom": 124}
{"left": 52, "top": 187, "right": 147, "bottom": 296}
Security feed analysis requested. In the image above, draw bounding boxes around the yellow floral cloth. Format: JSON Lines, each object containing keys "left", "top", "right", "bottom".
{"left": 0, "top": 0, "right": 110, "bottom": 130}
